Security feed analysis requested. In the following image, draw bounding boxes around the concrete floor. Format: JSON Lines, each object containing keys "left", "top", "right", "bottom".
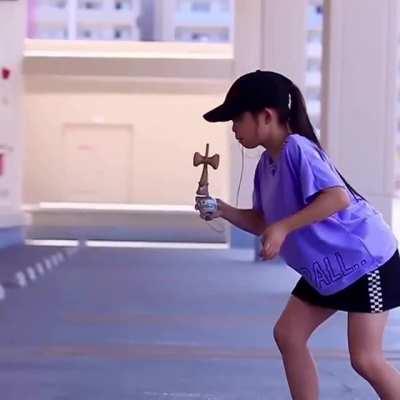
{"left": 0, "top": 246, "right": 399, "bottom": 399}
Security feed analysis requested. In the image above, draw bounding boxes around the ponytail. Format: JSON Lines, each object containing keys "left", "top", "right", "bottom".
{"left": 288, "top": 83, "right": 367, "bottom": 203}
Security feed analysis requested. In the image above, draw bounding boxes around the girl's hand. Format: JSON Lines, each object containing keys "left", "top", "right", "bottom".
{"left": 259, "top": 221, "right": 290, "bottom": 260}
{"left": 195, "top": 197, "right": 223, "bottom": 221}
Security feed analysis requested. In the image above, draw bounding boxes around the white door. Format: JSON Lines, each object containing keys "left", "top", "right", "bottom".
{"left": 63, "top": 124, "right": 132, "bottom": 203}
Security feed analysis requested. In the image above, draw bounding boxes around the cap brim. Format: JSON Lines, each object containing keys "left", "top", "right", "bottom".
{"left": 203, "top": 103, "right": 235, "bottom": 122}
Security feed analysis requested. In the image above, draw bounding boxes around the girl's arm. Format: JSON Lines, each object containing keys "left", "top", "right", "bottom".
{"left": 218, "top": 199, "right": 266, "bottom": 236}
{"left": 280, "top": 187, "right": 351, "bottom": 234}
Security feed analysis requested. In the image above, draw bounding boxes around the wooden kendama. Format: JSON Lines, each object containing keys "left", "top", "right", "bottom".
{"left": 193, "top": 143, "right": 220, "bottom": 198}
{"left": 193, "top": 144, "right": 220, "bottom": 218}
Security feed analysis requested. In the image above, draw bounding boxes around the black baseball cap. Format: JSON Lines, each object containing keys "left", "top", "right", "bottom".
{"left": 203, "top": 70, "right": 293, "bottom": 122}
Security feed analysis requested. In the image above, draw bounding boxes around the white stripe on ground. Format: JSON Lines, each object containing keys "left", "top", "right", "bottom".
{"left": 85, "top": 241, "right": 229, "bottom": 250}
{"left": 35, "top": 263, "right": 45, "bottom": 276}
{"left": 15, "top": 271, "right": 27, "bottom": 287}
{"left": 0, "top": 285, "right": 5, "bottom": 301}
{"left": 26, "top": 267, "right": 36, "bottom": 281}
{"left": 25, "top": 240, "right": 79, "bottom": 247}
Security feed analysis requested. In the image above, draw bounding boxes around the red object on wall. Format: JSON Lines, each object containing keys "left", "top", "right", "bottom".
{"left": 0, "top": 154, "right": 4, "bottom": 176}
{"left": 2, "top": 68, "right": 10, "bottom": 80}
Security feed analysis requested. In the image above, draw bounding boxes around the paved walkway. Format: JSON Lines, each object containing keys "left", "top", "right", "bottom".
{"left": 0, "top": 246, "right": 399, "bottom": 399}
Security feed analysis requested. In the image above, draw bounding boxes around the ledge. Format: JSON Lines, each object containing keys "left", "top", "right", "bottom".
{"left": 23, "top": 202, "right": 229, "bottom": 243}
{"left": 23, "top": 40, "right": 234, "bottom": 79}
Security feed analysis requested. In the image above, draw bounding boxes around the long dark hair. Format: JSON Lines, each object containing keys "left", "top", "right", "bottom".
{"left": 288, "top": 84, "right": 367, "bottom": 202}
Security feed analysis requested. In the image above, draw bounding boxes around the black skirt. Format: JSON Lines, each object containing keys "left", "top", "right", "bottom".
{"left": 291, "top": 249, "right": 400, "bottom": 313}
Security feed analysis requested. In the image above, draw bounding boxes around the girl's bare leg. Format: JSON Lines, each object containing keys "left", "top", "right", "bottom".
{"left": 348, "top": 311, "right": 400, "bottom": 399}
{"left": 273, "top": 295, "right": 337, "bottom": 400}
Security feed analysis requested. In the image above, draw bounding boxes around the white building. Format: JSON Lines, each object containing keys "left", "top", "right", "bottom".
{"left": 30, "top": 0, "right": 233, "bottom": 43}
{"left": 31, "top": 0, "right": 141, "bottom": 40}
{"left": 153, "top": 0, "right": 233, "bottom": 43}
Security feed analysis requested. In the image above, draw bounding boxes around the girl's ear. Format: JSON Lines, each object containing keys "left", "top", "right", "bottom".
{"left": 260, "top": 108, "right": 273, "bottom": 125}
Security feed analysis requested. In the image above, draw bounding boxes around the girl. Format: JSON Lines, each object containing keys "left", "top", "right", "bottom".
{"left": 196, "top": 70, "right": 400, "bottom": 400}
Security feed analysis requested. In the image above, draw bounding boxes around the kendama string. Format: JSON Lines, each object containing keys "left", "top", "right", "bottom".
{"left": 205, "top": 145, "right": 244, "bottom": 234}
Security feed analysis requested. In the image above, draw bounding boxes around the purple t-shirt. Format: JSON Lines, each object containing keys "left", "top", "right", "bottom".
{"left": 253, "top": 133, "right": 398, "bottom": 295}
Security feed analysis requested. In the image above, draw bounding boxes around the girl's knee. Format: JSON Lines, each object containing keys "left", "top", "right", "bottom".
{"left": 350, "top": 352, "right": 385, "bottom": 379}
{"left": 273, "top": 322, "right": 306, "bottom": 351}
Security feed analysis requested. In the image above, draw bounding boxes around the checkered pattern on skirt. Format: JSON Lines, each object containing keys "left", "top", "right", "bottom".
{"left": 367, "top": 269, "right": 384, "bottom": 313}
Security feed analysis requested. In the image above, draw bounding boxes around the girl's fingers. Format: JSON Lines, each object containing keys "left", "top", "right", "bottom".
{"left": 198, "top": 210, "right": 217, "bottom": 221}
{"left": 267, "top": 249, "right": 275, "bottom": 259}
{"left": 263, "top": 243, "right": 271, "bottom": 258}
{"left": 260, "top": 244, "right": 276, "bottom": 260}
{"left": 268, "top": 249, "right": 277, "bottom": 259}
{"left": 260, "top": 249, "right": 267, "bottom": 259}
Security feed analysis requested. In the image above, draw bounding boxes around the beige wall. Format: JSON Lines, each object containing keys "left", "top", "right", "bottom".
{"left": 23, "top": 74, "right": 233, "bottom": 207}
{"left": 22, "top": 41, "right": 234, "bottom": 209}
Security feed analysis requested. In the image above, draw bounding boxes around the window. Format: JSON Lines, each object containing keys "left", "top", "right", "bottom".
{"left": 78, "top": 0, "right": 103, "bottom": 10}
{"left": 27, "top": 0, "right": 234, "bottom": 43}
{"left": 191, "top": 1, "right": 211, "bottom": 12}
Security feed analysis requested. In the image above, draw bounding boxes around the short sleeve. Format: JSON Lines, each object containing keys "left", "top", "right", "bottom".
{"left": 252, "top": 160, "right": 263, "bottom": 214}
{"left": 286, "top": 136, "right": 347, "bottom": 205}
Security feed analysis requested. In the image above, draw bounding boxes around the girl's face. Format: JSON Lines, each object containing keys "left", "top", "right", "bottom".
{"left": 232, "top": 109, "right": 275, "bottom": 149}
